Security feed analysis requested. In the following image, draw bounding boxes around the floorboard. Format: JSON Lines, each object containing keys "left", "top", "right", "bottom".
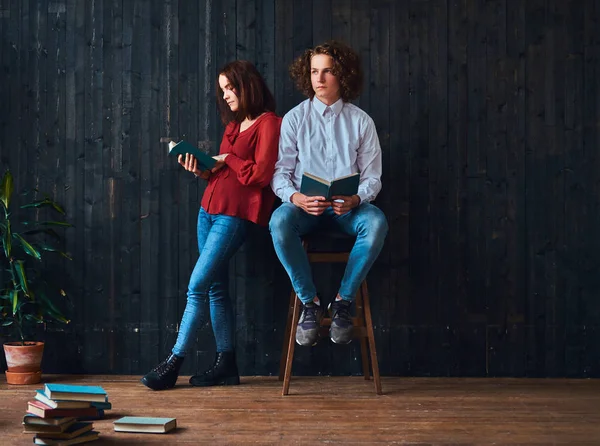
{"left": 1, "top": 376, "right": 599, "bottom": 444}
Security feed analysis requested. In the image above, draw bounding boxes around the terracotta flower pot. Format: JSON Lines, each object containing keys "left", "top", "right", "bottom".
{"left": 3, "top": 341, "right": 44, "bottom": 385}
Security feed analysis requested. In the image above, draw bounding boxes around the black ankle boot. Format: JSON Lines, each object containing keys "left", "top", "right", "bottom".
{"left": 141, "top": 353, "right": 184, "bottom": 391}
{"left": 189, "top": 351, "right": 240, "bottom": 387}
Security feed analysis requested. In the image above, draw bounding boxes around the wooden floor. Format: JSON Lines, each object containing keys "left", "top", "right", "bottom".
{"left": 1, "top": 375, "right": 599, "bottom": 445}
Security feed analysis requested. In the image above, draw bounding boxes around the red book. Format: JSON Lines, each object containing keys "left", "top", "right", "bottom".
{"left": 27, "top": 400, "right": 102, "bottom": 419}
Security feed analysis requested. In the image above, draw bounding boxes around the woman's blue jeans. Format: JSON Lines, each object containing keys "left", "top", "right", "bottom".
{"left": 172, "top": 208, "right": 249, "bottom": 356}
{"left": 269, "top": 202, "right": 388, "bottom": 304}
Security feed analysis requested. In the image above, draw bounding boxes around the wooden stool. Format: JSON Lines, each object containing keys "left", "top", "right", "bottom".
{"left": 278, "top": 232, "right": 382, "bottom": 396}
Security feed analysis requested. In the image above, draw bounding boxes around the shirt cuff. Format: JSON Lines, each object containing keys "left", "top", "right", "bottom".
{"left": 282, "top": 186, "right": 298, "bottom": 203}
{"left": 357, "top": 190, "right": 370, "bottom": 204}
{"left": 223, "top": 153, "right": 243, "bottom": 173}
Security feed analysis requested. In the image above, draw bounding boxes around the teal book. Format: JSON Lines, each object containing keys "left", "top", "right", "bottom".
{"left": 168, "top": 140, "right": 218, "bottom": 170}
{"left": 90, "top": 401, "right": 111, "bottom": 410}
{"left": 300, "top": 172, "right": 360, "bottom": 200}
{"left": 113, "top": 416, "right": 177, "bottom": 434}
{"left": 35, "top": 390, "right": 92, "bottom": 410}
{"left": 44, "top": 384, "right": 107, "bottom": 403}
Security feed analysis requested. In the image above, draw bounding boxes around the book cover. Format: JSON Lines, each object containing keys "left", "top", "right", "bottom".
{"left": 34, "top": 422, "right": 94, "bottom": 440}
{"left": 33, "top": 430, "right": 99, "bottom": 445}
{"left": 300, "top": 172, "right": 360, "bottom": 200}
{"left": 23, "top": 415, "right": 76, "bottom": 427}
{"left": 90, "top": 401, "right": 111, "bottom": 410}
{"left": 35, "top": 390, "right": 92, "bottom": 409}
{"left": 168, "top": 140, "right": 218, "bottom": 170}
{"left": 27, "top": 400, "right": 103, "bottom": 419}
{"left": 23, "top": 419, "right": 77, "bottom": 434}
{"left": 113, "top": 416, "right": 177, "bottom": 434}
{"left": 44, "top": 384, "right": 107, "bottom": 403}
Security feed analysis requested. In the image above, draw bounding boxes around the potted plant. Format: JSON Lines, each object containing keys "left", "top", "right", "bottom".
{"left": 0, "top": 170, "right": 72, "bottom": 384}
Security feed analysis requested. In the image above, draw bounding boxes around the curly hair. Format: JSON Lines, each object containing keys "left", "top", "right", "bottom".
{"left": 216, "top": 60, "right": 276, "bottom": 125}
{"left": 288, "top": 41, "right": 363, "bottom": 102}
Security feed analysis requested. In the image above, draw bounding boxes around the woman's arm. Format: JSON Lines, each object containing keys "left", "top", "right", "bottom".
{"left": 224, "top": 116, "right": 281, "bottom": 188}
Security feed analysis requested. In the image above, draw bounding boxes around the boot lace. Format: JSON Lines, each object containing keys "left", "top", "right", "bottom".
{"left": 152, "top": 355, "right": 177, "bottom": 376}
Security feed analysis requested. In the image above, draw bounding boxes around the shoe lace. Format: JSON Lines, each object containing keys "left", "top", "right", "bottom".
{"left": 200, "top": 354, "right": 223, "bottom": 377}
{"left": 300, "top": 303, "right": 319, "bottom": 324}
{"left": 153, "top": 355, "right": 177, "bottom": 375}
{"left": 332, "top": 302, "right": 351, "bottom": 322}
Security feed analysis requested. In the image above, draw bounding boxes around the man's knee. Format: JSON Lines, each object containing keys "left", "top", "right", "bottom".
{"left": 359, "top": 205, "right": 388, "bottom": 244}
{"left": 269, "top": 203, "right": 296, "bottom": 238}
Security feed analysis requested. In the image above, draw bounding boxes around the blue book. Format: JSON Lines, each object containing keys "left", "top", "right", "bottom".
{"left": 44, "top": 384, "right": 107, "bottom": 403}
{"left": 113, "top": 416, "right": 176, "bottom": 433}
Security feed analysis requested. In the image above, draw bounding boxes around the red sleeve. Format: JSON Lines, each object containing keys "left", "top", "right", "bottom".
{"left": 224, "top": 116, "right": 281, "bottom": 188}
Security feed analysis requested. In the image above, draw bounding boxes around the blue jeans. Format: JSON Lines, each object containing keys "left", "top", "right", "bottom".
{"left": 172, "top": 208, "right": 249, "bottom": 356}
{"left": 269, "top": 202, "right": 388, "bottom": 304}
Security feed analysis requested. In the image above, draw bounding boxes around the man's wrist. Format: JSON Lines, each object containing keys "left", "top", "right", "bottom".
{"left": 290, "top": 192, "right": 299, "bottom": 205}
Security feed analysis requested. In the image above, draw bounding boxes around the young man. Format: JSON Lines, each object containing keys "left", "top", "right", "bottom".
{"left": 269, "top": 41, "right": 388, "bottom": 347}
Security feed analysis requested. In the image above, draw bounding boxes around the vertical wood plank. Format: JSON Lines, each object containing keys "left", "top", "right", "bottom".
{"left": 136, "top": 0, "right": 158, "bottom": 372}
{"left": 157, "top": 0, "right": 180, "bottom": 366}
{"left": 428, "top": 0, "right": 449, "bottom": 375}
{"left": 524, "top": 0, "right": 547, "bottom": 377}
{"left": 446, "top": 0, "right": 469, "bottom": 376}
{"left": 562, "top": 0, "right": 586, "bottom": 377}
{"left": 387, "top": 0, "right": 411, "bottom": 376}
{"left": 118, "top": 0, "right": 141, "bottom": 374}
{"left": 104, "top": 0, "right": 123, "bottom": 371}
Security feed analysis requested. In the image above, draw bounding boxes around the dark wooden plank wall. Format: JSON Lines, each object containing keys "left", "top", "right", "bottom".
{"left": 0, "top": 0, "right": 599, "bottom": 377}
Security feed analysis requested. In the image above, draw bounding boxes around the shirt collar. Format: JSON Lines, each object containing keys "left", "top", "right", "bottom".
{"left": 312, "top": 96, "right": 344, "bottom": 116}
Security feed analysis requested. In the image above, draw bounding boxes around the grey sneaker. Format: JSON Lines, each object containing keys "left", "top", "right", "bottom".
{"left": 295, "top": 302, "right": 324, "bottom": 346}
{"left": 329, "top": 299, "right": 353, "bottom": 344}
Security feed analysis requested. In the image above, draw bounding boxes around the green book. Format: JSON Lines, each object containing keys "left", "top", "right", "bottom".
{"left": 300, "top": 172, "right": 360, "bottom": 200}
{"left": 168, "top": 140, "right": 218, "bottom": 170}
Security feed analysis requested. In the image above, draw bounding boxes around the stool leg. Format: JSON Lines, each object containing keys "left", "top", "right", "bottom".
{"left": 362, "top": 281, "right": 382, "bottom": 395}
{"left": 282, "top": 294, "right": 301, "bottom": 396}
{"left": 279, "top": 290, "right": 297, "bottom": 381}
{"left": 356, "top": 287, "right": 370, "bottom": 381}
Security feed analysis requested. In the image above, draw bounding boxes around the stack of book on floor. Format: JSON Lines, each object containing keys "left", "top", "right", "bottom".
{"left": 23, "top": 384, "right": 111, "bottom": 444}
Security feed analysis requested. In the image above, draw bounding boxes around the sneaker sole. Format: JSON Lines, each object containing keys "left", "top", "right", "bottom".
{"left": 296, "top": 338, "right": 319, "bottom": 347}
{"left": 330, "top": 337, "right": 353, "bottom": 345}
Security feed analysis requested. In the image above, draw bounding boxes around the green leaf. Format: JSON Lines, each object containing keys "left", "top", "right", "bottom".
{"left": 0, "top": 171, "right": 14, "bottom": 211}
{"left": 37, "top": 243, "right": 72, "bottom": 260}
{"left": 2, "top": 320, "right": 14, "bottom": 326}
{"left": 10, "top": 289, "right": 18, "bottom": 315}
{"left": 36, "top": 291, "right": 70, "bottom": 324}
{"left": 21, "top": 228, "right": 61, "bottom": 240}
{"left": 22, "top": 221, "right": 73, "bottom": 228}
{"left": 2, "top": 219, "right": 11, "bottom": 257}
{"left": 21, "top": 198, "right": 66, "bottom": 215}
{"left": 13, "top": 233, "right": 42, "bottom": 260}
{"left": 24, "top": 313, "right": 43, "bottom": 323}
{"left": 13, "top": 261, "right": 31, "bottom": 297}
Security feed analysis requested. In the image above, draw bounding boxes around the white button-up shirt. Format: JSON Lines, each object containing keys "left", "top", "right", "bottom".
{"left": 271, "top": 97, "right": 382, "bottom": 203}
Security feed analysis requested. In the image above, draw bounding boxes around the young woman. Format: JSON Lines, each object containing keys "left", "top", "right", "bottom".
{"left": 142, "top": 61, "right": 281, "bottom": 391}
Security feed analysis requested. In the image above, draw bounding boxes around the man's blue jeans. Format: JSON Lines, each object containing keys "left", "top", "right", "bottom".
{"left": 172, "top": 208, "right": 249, "bottom": 356}
{"left": 269, "top": 202, "right": 388, "bottom": 304}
